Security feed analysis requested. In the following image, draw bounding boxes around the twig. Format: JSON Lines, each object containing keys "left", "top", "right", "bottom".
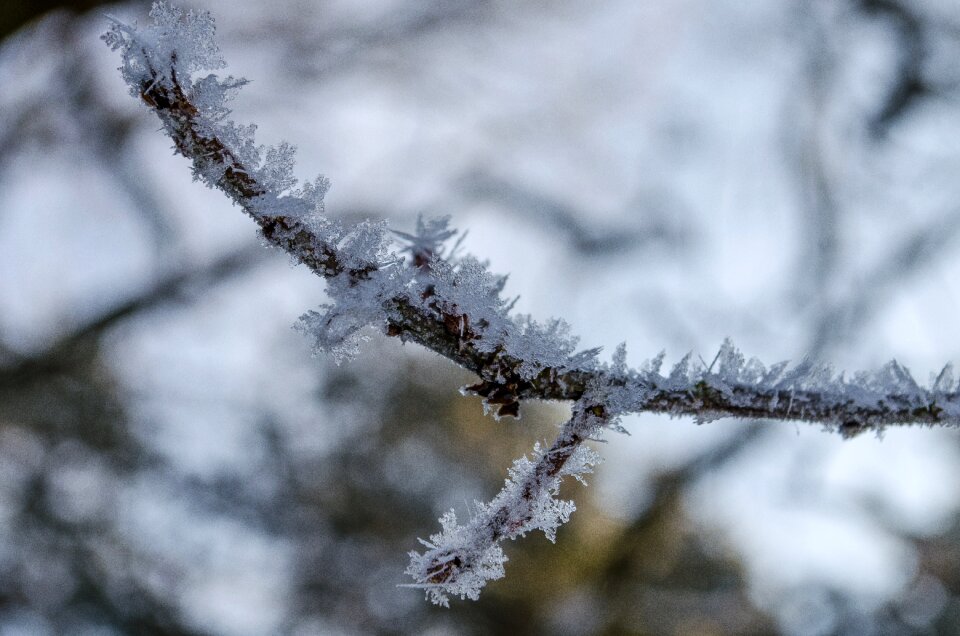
{"left": 102, "top": 2, "right": 960, "bottom": 604}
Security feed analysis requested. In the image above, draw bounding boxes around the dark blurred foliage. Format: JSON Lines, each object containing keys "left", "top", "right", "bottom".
{"left": 0, "top": 0, "right": 149, "bottom": 41}
{"left": 4, "top": 1, "right": 960, "bottom": 635}
{"left": 0, "top": 324, "right": 778, "bottom": 634}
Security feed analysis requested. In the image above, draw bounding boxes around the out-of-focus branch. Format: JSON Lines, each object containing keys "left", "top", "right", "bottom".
{"left": 857, "top": 0, "right": 931, "bottom": 137}
{"left": 460, "top": 172, "right": 690, "bottom": 257}
{"left": 790, "top": 3, "right": 960, "bottom": 357}
{"left": 810, "top": 207, "right": 960, "bottom": 355}
{"left": 0, "top": 0, "right": 148, "bottom": 41}
{"left": 266, "top": 0, "right": 493, "bottom": 78}
{"left": 0, "top": 246, "right": 266, "bottom": 389}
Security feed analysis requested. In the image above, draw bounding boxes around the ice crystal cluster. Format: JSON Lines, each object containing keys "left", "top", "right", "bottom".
{"left": 103, "top": 3, "right": 336, "bottom": 225}
{"left": 105, "top": 2, "right": 960, "bottom": 606}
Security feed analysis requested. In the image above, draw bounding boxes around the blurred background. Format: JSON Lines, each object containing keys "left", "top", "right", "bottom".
{"left": 4, "top": 0, "right": 960, "bottom": 633}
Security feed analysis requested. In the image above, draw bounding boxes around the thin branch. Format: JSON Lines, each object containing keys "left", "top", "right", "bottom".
{"left": 101, "top": 5, "right": 960, "bottom": 436}
{"left": 404, "top": 402, "right": 603, "bottom": 605}
{"left": 0, "top": 246, "right": 266, "bottom": 389}
{"left": 460, "top": 172, "right": 688, "bottom": 257}
{"left": 102, "top": 2, "right": 960, "bottom": 605}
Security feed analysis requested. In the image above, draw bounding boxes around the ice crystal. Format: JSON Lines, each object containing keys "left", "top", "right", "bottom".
{"left": 257, "top": 142, "right": 298, "bottom": 193}
{"left": 404, "top": 510, "right": 507, "bottom": 607}
{"left": 296, "top": 258, "right": 403, "bottom": 364}
{"left": 103, "top": 2, "right": 224, "bottom": 96}
{"left": 489, "top": 441, "right": 594, "bottom": 541}
{"left": 504, "top": 317, "right": 584, "bottom": 379}
{"left": 392, "top": 214, "right": 459, "bottom": 264}
{"left": 933, "top": 364, "right": 956, "bottom": 394}
{"left": 104, "top": 2, "right": 333, "bottom": 223}
{"left": 294, "top": 175, "right": 332, "bottom": 216}
{"left": 607, "top": 338, "right": 960, "bottom": 433}
{"left": 336, "top": 219, "right": 393, "bottom": 271}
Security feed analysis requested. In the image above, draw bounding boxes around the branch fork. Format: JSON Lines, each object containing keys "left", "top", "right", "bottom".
{"left": 104, "top": 2, "right": 960, "bottom": 605}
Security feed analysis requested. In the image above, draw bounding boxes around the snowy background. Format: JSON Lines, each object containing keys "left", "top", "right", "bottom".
{"left": 3, "top": 0, "right": 960, "bottom": 634}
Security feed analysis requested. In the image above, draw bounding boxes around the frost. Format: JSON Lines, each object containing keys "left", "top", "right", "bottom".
{"left": 610, "top": 339, "right": 960, "bottom": 434}
{"left": 336, "top": 219, "right": 393, "bottom": 271}
{"left": 431, "top": 256, "right": 507, "bottom": 314}
{"left": 504, "top": 317, "right": 584, "bottom": 378}
{"left": 491, "top": 441, "right": 595, "bottom": 541}
{"left": 403, "top": 511, "right": 507, "bottom": 607}
{"left": 103, "top": 2, "right": 224, "bottom": 96}
{"left": 296, "top": 305, "right": 373, "bottom": 364}
{"left": 762, "top": 360, "right": 790, "bottom": 385}
{"left": 191, "top": 73, "right": 248, "bottom": 121}
{"left": 611, "top": 342, "right": 628, "bottom": 374}
{"left": 406, "top": 419, "right": 600, "bottom": 606}
{"left": 666, "top": 352, "right": 693, "bottom": 388}
{"left": 108, "top": 0, "right": 616, "bottom": 386}
{"left": 108, "top": 2, "right": 960, "bottom": 437}
{"left": 933, "top": 364, "right": 955, "bottom": 394}
{"left": 639, "top": 350, "right": 663, "bottom": 377}
{"left": 257, "top": 142, "right": 298, "bottom": 193}
{"left": 294, "top": 175, "right": 332, "bottom": 215}
{"left": 295, "top": 239, "right": 403, "bottom": 364}
{"left": 389, "top": 216, "right": 595, "bottom": 386}
{"left": 104, "top": 2, "right": 332, "bottom": 222}
{"left": 108, "top": 2, "right": 960, "bottom": 608}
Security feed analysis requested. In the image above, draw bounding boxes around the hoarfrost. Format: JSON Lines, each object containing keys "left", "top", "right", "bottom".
{"left": 103, "top": 1, "right": 333, "bottom": 225}
{"left": 108, "top": 1, "right": 960, "bottom": 436}
{"left": 107, "top": 1, "right": 960, "bottom": 608}
{"left": 257, "top": 142, "right": 298, "bottom": 194}
{"left": 295, "top": 232, "right": 402, "bottom": 364}
{"left": 403, "top": 510, "right": 507, "bottom": 607}
{"left": 406, "top": 420, "right": 601, "bottom": 606}
{"left": 933, "top": 364, "right": 955, "bottom": 395}
{"left": 103, "top": 2, "right": 224, "bottom": 96}
{"left": 504, "top": 317, "right": 583, "bottom": 379}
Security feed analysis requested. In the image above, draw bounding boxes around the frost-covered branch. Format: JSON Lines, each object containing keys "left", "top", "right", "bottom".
{"left": 104, "top": 2, "right": 960, "bottom": 605}
{"left": 103, "top": 3, "right": 960, "bottom": 434}
{"left": 404, "top": 402, "right": 603, "bottom": 605}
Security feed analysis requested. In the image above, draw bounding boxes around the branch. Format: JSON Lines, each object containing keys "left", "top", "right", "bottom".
{"left": 103, "top": 2, "right": 960, "bottom": 604}
{"left": 102, "top": 3, "right": 960, "bottom": 434}
{"left": 404, "top": 402, "right": 603, "bottom": 605}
